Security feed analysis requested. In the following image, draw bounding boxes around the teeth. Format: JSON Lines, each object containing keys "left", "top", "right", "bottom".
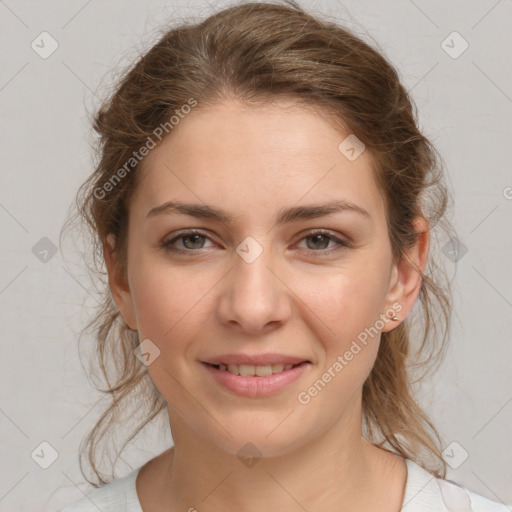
{"left": 239, "top": 364, "right": 255, "bottom": 377}
{"left": 216, "top": 363, "right": 298, "bottom": 376}
{"left": 256, "top": 365, "right": 273, "bottom": 376}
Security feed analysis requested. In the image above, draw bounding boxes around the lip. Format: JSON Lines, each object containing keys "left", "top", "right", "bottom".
{"left": 201, "top": 360, "right": 310, "bottom": 398}
{"left": 203, "top": 353, "right": 309, "bottom": 366}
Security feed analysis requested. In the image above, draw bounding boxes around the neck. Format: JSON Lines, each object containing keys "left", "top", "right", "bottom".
{"left": 142, "top": 402, "right": 406, "bottom": 511}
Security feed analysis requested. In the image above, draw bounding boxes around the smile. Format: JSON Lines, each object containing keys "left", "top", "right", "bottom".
{"left": 207, "top": 362, "right": 300, "bottom": 376}
{"left": 201, "top": 358, "right": 311, "bottom": 398}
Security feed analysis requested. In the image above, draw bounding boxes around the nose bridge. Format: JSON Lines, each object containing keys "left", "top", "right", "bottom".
{"left": 217, "top": 235, "right": 290, "bottom": 332}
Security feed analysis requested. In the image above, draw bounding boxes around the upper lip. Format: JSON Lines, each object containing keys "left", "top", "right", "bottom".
{"left": 202, "top": 353, "right": 310, "bottom": 366}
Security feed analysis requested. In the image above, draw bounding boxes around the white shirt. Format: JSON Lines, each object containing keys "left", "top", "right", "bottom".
{"left": 59, "top": 458, "right": 510, "bottom": 511}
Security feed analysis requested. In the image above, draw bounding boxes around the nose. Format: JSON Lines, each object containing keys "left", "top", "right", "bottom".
{"left": 216, "top": 243, "right": 292, "bottom": 335}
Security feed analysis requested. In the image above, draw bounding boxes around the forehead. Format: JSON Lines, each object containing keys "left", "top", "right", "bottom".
{"left": 132, "top": 98, "right": 385, "bottom": 221}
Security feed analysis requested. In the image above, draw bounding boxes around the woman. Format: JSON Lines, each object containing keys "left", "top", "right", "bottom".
{"left": 59, "top": 1, "right": 508, "bottom": 510}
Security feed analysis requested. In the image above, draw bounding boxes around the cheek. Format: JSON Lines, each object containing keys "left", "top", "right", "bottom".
{"left": 128, "top": 253, "right": 183, "bottom": 333}
{"left": 128, "top": 257, "right": 217, "bottom": 356}
{"left": 293, "top": 259, "right": 391, "bottom": 340}
{"left": 128, "top": 265, "right": 210, "bottom": 402}
{"left": 292, "top": 271, "right": 388, "bottom": 409}
{"left": 131, "top": 277, "right": 180, "bottom": 338}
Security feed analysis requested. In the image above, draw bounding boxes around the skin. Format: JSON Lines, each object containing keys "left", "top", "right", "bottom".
{"left": 104, "top": 98, "right": 429, "bottom": 511}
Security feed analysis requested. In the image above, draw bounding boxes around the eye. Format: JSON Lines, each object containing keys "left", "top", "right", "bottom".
{"left": 161, "top": 229, "right": 350, "bottom": 255}
{"left": 295, "top": 230, "right": 350, "bottom": 253}
{"left": 161, "top": 230, "right": 216, "bottom": 252}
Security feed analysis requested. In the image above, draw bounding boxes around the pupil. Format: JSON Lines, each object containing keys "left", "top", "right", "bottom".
{"left": 184, "top": 234, "right": 204, "bottom": 249}
{"left": 308, "top": 234, "right": 328, "bottom": 250}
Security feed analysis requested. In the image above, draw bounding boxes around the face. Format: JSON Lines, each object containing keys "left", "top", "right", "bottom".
{"left": 106, "top": 98, "right": 426, "bottom": 458}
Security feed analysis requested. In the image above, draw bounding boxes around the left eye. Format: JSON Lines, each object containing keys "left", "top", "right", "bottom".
{"left": 296, "top": 232, "right": 347, "bottom": 252}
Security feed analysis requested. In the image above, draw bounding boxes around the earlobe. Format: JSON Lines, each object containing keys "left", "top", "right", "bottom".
{"left": 382, "top": 217, "right": 430, "bottom": 331}
{"left": 103, "top": 234, "right": 138, "bottom": 331}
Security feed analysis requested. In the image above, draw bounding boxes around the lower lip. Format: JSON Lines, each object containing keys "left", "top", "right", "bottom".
{"left": 202, "top": 362, "right": 309, "bottom": 398}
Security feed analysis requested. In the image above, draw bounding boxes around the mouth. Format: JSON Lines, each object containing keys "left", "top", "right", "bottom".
{"left": 200, "top": 355, "right": 311, "bottom": 397}
{"left": 203, "top": 361, "right": 306, "bottom": 377}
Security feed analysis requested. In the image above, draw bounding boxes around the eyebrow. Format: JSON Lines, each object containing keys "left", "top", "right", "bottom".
{"left": 146, "top": 199, "right": 370, "bottom": 226}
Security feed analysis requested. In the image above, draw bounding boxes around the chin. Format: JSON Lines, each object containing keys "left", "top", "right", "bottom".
{"left": 195, "top": 411, "right": 314, "bottom": 461}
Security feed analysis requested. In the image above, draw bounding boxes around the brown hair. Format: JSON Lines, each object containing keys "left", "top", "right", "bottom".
{"left": 62, "top": 0, "right": 455, "bottom": 487}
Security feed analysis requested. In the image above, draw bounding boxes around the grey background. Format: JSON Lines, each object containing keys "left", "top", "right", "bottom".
{"left": 0, "top": 0, "right": 511, "bottom": 510}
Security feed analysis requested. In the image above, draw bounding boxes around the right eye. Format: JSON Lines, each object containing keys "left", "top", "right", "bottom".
{"left": 161, "top": 230, "right": 217, "bottom": 252}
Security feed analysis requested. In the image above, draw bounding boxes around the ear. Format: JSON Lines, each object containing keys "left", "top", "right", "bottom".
{"left": 103, "top": 234, "right": 138, "bottom": 331}
{"left": 381, "top": 217, "right": 429, "bottom": 332}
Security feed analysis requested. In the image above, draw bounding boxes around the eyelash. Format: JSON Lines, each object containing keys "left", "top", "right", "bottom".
{"left": 160, "top": 229, "right": 351, "bottom": 255}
